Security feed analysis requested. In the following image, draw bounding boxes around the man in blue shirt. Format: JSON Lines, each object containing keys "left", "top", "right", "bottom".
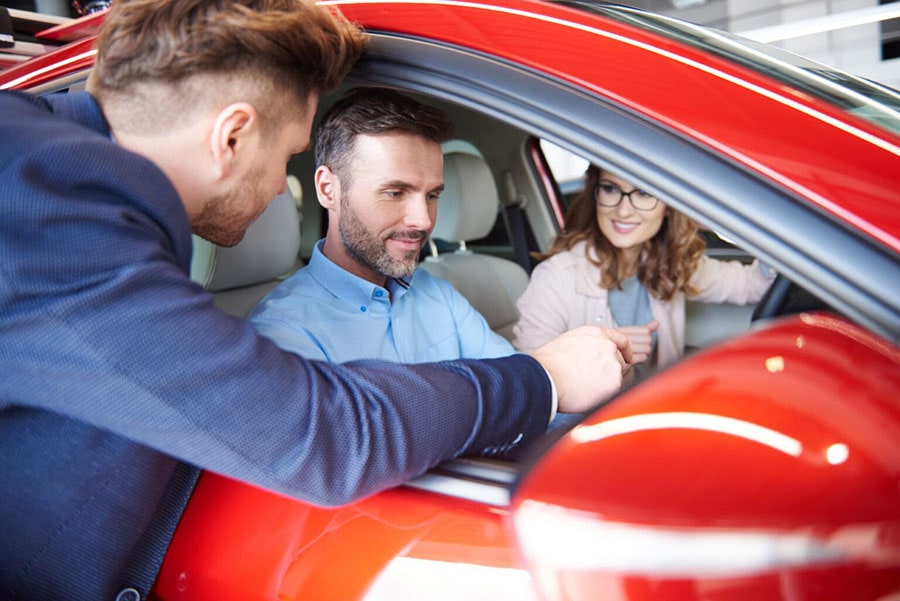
{"left": 250, "top": 88, "right": 515, "bottom": 363}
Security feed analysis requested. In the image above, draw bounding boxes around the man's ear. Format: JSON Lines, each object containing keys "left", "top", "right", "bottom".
{"left": 210, "top": 102, "right": 258, "bottom": 179}
{"left": 315, "top": 165, "right": 340, "bottom": 209}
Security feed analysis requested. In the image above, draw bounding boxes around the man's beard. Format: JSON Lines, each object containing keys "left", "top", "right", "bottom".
{"left": 192, "top": 166, "right": 266, "bottom": 247}
{"left": 339, "top": 196, "right": 425, "bottom": 280}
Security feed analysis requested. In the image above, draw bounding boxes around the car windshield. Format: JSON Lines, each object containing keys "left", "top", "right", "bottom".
{"left": 557, "top": 1, "right": 900, "bottom": 136}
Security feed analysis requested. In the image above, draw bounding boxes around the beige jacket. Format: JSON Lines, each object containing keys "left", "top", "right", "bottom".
{"left": 512, "top": 240, "right": 775, "bottom": 367}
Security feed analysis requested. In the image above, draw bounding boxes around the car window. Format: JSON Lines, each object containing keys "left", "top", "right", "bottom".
{"left": 533, "top": 138, "right": 786, "bottom": 358}
{"left": 537, "top": 138, "right": 754, "bottom": 262}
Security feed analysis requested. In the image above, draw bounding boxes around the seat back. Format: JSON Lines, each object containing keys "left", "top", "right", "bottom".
{"left": 190, "top": 188, "right": 301, "bottom": 317}
{"left": 420, "top": 151, "right": 529, "bottom": 340}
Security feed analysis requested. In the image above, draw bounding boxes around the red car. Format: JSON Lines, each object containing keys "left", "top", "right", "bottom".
{"left": 3, "top": 1, "right": 898, "bottom": 600}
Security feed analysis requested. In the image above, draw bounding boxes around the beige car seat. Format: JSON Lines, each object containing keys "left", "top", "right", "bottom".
{"left": 190, "top": 188, "right": 301, "bottom": 317}
{"left": 420, "top": 151, "right": 529, "bottom": 341}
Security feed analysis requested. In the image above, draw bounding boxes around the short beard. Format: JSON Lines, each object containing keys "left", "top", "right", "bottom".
{"left": 191, "top": 165, "right": 265, "bottom": 247}
{"left": 339, "top": 197, "right": 424, "bottom": 280}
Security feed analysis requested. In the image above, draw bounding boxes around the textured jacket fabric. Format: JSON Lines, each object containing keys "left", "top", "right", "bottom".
{"left": 249, "top": 239, "right": 516, "bottom": 362}
{"left": 513, "top": 240, "right": 774, "bottom": 366}
{"left": 0, "top": 91, "right": 551, "bottom": 601}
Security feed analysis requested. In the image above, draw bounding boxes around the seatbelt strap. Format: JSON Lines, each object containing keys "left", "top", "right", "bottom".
{"left": 115, "top": 461, "right": 201, "bottom": 601}
{"left": 504, "top": 203, "right": 533, "bottom": 273}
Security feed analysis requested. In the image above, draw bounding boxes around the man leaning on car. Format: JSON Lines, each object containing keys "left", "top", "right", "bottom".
{"left": 0, "top": 1, "right": 631, "bottom": 599}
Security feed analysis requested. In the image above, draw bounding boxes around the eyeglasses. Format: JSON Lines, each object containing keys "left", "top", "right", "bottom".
{"left": 594, "top": 181, "right": 659, "bottom": 211}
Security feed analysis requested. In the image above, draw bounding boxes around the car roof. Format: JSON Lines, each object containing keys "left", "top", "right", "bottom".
{"left": 2, "top": 0, "right": 898, "bottom": 253}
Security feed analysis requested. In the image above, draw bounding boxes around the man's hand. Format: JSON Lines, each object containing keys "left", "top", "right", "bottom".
{"left": 616, "top": 320, "right": 659, "bottom": 364}
{"left": 530, "top": 325, "right": 633, "bottom": 414}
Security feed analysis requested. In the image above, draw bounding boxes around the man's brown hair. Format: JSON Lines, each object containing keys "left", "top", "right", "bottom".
{"left": 315, "top": 87, "right": 454, "bottom": 189}
{"left": 88, "top": 0, "right": 367, "bottom": 128}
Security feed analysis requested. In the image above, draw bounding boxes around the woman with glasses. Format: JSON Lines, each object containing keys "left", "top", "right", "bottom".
{"left": 513, "top": 165, "right": 775, "bottom": 377}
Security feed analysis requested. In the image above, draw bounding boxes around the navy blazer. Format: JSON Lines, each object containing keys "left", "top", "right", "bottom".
{"left": 0, "top": 90, "right": 552, "bottom": 600}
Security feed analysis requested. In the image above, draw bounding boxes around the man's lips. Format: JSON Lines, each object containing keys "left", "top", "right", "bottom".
{"left": 387, "top": 234, "right": 426, "bottom": 251}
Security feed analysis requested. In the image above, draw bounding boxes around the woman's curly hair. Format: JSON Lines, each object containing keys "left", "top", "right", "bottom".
{"left": 541, "top": 165, "right": 706, "bottom": 301}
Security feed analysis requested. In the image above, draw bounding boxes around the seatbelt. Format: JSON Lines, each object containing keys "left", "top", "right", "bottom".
{"left": 499, "top": 169, "right": 535, "bottom": 274}
{"left": 503, "top": 201, "right": 534, "bottom": 274}
{"left": 115, "top": 461, "right": 201, "bottom": 601}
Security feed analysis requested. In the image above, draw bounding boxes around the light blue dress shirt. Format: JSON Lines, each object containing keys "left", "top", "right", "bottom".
{"left": 249, "top": 239, "right": 516, "bottom": 363}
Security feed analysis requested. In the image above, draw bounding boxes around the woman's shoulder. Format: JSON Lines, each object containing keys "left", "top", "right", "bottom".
{"left": 530, "top": 241, "right": 598, "bottom": 288}
{"left": 539, "top": 240, "right": 593, "bottom": 268}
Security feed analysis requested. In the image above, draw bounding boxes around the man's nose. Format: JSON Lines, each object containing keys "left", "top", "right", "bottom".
{"left": 405, "top": 196, "right": 435, "bottom": 230}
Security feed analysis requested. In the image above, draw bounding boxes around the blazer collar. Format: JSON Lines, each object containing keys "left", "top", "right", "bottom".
{"left": 44, "top": 91, "right": 110, "bottom": 137}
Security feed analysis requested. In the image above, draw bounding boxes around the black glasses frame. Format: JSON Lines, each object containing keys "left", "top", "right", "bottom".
{"left": 594, "top": 182, "right": 660, "bottom": 211}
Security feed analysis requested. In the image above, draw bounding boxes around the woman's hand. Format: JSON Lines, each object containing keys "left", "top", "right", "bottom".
{"left": 616, "top": 320, "right": 659, "bottom": 364}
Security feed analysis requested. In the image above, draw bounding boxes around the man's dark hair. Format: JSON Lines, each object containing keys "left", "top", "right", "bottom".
{"left": 315, "top": 87, "right": 455, "bottom": 182}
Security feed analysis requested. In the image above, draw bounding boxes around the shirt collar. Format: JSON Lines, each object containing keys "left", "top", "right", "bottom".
{"left": 307, "top": 239, "right": 413, "bottom": 307}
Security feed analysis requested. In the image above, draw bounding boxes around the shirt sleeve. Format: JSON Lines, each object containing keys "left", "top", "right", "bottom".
{"left": 690, "top": 255, "right": 777, "bottom": 305}
{"left": 438, "top": 278, "right": 518, "bottom": 359}
{"left": 249, "top": 311, "right": 330, "bottom": 361}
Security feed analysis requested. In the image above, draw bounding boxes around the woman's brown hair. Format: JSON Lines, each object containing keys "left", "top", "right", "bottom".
{"left": 541, "top": 165, "right": 706, "bottom": 301}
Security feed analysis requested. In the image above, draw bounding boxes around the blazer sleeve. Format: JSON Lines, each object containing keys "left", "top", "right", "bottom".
{"left": 0, "top": 108, "right": 552, "bottom": 508}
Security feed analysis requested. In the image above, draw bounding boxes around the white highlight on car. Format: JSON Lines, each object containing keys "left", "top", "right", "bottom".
{"left": 514, "top": 500, "right": 843, "bottom": 576}
{"left": 569, "top": 411, "right": 803, "bottom": 457}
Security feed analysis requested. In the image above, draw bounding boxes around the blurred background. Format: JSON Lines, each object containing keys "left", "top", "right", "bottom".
{"left": 618, "top": 0, "right": 899, "bottom": 89}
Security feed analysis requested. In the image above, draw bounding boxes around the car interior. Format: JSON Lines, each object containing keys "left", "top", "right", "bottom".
{"left": 189, "top": 187, "right": 302, "bottom": 318}
{"left": 418, "top": 149, "right": 531, "bottom": 341}
{"left": 45, "top": 75, "right": 837, "bottom": 440}
{"left": 194, "top": 85, "right": 786, "bottom": 357}
{"left": 47, "top": 72, "right": 838, "bottom": 365}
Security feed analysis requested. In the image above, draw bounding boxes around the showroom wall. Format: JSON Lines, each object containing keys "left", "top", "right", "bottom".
{"left": 736, "top": 0, "right": 898, "bottom": 88}
{"left": 625, "top": 0, "right": 900, "bottom": 88}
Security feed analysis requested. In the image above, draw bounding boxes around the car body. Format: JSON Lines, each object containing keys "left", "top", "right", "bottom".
{"left": 2, "top": 1, "right": 898, "bottom": 600}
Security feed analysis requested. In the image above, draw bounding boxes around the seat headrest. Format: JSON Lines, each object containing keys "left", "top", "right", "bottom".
{"left": 190, "top": 188, "right": 300, "bottom": 291}
{"left": 432, "top": 152, "right": 500, "bottom": 243}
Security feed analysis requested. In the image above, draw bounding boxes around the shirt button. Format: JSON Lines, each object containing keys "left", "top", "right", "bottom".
{"left": 360, "top": 306, "right": 367, "bottom": 313}
{"left": 374, "top": 289, "right": 383, "bottom": 298}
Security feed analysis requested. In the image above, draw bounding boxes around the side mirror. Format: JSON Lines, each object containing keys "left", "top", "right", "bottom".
{"left": 511, "top": 315, "right": 900, "bottom": 601}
